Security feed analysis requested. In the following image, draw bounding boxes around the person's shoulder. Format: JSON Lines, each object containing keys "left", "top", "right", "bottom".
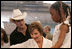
{"left": 10, "top": 27, "right": 17, "bottom": 34}
{"left": 55, "top": 24, "right": 59, "bottom": 28}
{"left": 26, "top": 39, "right": 34, "bottom": 43}
{"left": 43, "top": 37, "right": 52, "bottom": 47}
{"left": 44, "top": 37, "right": 52, "bottom": 43}
{"left": 10, "top": 41, "right": 26, "bottom": 48}
{"left": 43, "top": 37, "right": 52, "bottom": 42}
{"left": 54, "top": 23, "right": 62, "bottom": 30}
{"left": 56, "top": 23, "right": 62, "bottom": 27}
{"left": 47, "top": 39, "right": 52, "bottom": 43}
{"left": 10, "top": 39, "right": 33, "bottom": 48}
{"left": 10, "top": 44, "right": 21, "bottom": 48}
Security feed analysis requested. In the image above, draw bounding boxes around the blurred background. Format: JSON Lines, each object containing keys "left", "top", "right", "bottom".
{"left": 1, "top": 1, "right": 71, "bottom": 35}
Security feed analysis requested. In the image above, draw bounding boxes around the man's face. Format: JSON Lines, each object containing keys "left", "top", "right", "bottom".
{"left": 14, "top": 19, "right": 25, "bottom": 28}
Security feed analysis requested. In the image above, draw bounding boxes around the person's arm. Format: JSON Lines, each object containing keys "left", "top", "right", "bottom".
{"left": 51, "top": 24, "right": 68, "bottom": 48}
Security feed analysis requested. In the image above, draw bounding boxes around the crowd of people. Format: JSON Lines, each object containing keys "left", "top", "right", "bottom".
{"left": 1, "top": 1, "right": 71, "bottom": 48}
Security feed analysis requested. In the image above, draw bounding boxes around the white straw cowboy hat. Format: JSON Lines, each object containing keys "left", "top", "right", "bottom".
{"left": 10, "top": 9, "right": 27, "bottom": 22}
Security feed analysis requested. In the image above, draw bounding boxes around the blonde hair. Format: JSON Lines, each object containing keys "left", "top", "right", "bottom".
{"left": 29, "top": 21, "right": 43, "bottom": 35}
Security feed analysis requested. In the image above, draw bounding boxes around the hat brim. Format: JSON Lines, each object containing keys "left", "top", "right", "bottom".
{"left": 10, "top": 12, "right": 27, "bottom": 22}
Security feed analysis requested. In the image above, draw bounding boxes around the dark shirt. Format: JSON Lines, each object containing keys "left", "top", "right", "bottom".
{"left": 10, "top": 24, "right": 31, "bottom": 45}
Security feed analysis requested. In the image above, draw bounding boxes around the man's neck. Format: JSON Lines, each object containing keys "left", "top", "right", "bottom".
{"left": 17, "top": 25, "right": 27, "bottom": 35}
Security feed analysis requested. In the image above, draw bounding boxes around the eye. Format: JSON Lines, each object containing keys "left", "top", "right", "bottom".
{"left": 34, "top": 33, "right": 38, "bottom": 35}
{"left": 31, "top": 33, "right": 38, "bottom": 35}
{"left": 17, "top": 20, "right": 20, "bottom": 22}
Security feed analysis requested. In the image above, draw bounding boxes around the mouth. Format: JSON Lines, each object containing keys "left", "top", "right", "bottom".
{"left": 20, "top": 24, "right": 23, "bottom": 26}
{"left": 34, "top": 38, "right": 38, "bottom": 42}
{"left": 34, "top": 37, "right": 38, "bottom": 39}
{"left": 34, "top": 37, "right": 39, "bottom": 40}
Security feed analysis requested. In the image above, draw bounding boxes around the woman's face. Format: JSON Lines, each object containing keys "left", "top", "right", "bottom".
{"left": 50, "top": 8, "right": 61, "bottom": 23}
{"left": 1, "top": 32, "right": 3, "bottom": 40}
{"left": 30, "top": 29, "right": 42, "bottom": 42}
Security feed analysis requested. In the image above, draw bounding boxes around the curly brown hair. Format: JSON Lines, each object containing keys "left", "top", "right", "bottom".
{"left": 29, "top": 22, "right": 43, "bottom": 35}
{"left": 1, "top": 28, "right": 8, "bottom": 43}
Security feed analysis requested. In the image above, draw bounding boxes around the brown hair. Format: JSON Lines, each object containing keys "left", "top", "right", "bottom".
{"left": 1, "top": 28, "right": 8, "bottom": 43}
{"left": 29, "top": 22, "right": 43, "bottom": 35}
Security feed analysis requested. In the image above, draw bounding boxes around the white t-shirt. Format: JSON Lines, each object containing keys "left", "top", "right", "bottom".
{"left": 10, "top": 37, "right": 52, "bottom": 48}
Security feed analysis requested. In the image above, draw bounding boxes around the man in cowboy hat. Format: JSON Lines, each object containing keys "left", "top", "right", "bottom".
{"left": 10, "top": 9, "right": 31, "bottom": 45}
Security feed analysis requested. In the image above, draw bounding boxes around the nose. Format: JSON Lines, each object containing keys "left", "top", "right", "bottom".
{"left": 33, "top": 35, "right": 36, "bottom": 38}
{"left": 17, "top": 21, "right": 23, "bottom": 25}
{"left": 32, "top": 34, "right": 37, "bottom": 39}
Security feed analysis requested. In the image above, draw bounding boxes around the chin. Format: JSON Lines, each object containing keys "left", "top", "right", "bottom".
{"left": 34, "top": 39, "right": 38, "bottom": 42}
